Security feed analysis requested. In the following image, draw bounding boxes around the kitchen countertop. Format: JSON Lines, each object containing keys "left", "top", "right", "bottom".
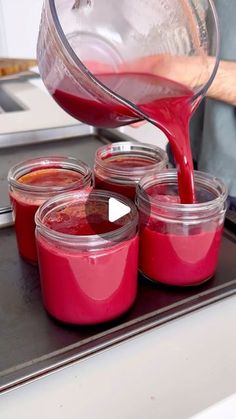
{"left": 0, "top": 77, "right": 168, "bottom": 149}
{"left": 1, "top": 296, "right": 236, "bottom": 419}
{"left": 0, "top": 78, "right": 235, "bottom": 419}
{"left": 0, "top": 79, "right": 79, "bottom": 134}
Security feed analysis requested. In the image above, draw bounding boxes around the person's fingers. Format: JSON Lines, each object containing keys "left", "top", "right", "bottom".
{"left": 83, "top": 61, "right": 115, "bottom": 73}
{"left": 130, "top": 121, "right": 146, "bottom": 128}
{"left": 119, "top": 55, "right": 164, "bottom": 74}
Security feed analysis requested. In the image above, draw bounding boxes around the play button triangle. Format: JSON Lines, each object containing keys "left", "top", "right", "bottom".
{"left": 108, "top": 197, "right": 131, "bottom": 222}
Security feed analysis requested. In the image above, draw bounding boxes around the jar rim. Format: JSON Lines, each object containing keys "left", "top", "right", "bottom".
{"left": 35, "top": 189, "right": 138, "bottom": 248}
{"left": 136, "top": 169, "right": 228, "bottom": 220}
{"left": 94, "top": 141, "right": 168, "bottom": 180}
{"left": 8, "top": 156, "right": 92, "bottom": 194}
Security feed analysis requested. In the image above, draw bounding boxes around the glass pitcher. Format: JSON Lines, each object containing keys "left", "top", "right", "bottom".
{"left": 37, "top": 0, "right": 219, "bottom": 129}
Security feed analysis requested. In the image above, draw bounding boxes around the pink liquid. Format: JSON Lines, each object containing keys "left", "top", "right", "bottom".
{"left": 139, "top": 191, "right": 223, "bottom": 286}
{"left": 36, "top": 209, "right": 139, "bottom": 325}
{"left": 11, "top": 168, "right": 85, "bottom": 264}
{"left": 94, "top": 156, "right": 158, "bottom": 200}
{"left": 94, "top": 174, "right": 137, "bottom": 200}
{"left": 139, "top": 225, "right": 223, "bottom": 286}
{"left": 18, "top": 168, "right": 84, "bottom": 187}
{"left": 99, "top": 156, "right": 157, "bottom": 170}
{"left": 53, "top": 72, "right": 197, "bottom": 203}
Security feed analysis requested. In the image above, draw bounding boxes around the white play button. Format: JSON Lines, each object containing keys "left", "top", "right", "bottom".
{"left": 108, "top": 197, "right": 131, "bottom": 222}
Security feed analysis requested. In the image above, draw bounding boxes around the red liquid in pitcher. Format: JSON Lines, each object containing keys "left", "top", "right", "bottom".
{"left": 53, "top": 73, "right": 196, "bottom": 203}
{"left": 36, "top": 207, "right": 138, "bottom": 325}
{"left": 11, "top": 168, "right": 84, "bottom": 263}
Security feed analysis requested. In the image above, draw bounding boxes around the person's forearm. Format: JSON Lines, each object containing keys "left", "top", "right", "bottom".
{"left": 206, "top": 60, "right": 236, "bottom": 106}
{"left": 121, "top": 54, "right": 236, "bottom": 107}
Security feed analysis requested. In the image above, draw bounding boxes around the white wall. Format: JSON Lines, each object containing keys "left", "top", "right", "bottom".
{"left": 0, "top": 0, "right": 167, "bottom": 148}
{"left": 121, "top": 124, "right": 167, "bottom": 149}
{"left": 0, "top": 1, "right": 7, "bottom": 55}
{"left": 0, "top": 0, "right": 43, "bottom": 58}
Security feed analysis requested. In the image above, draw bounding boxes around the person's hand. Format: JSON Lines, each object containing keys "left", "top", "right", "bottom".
{"left": 122, "top": 54, "right": 214, "bottom": 127}
{"left": 121, "top": 54, "right": 214, "bottom": 90}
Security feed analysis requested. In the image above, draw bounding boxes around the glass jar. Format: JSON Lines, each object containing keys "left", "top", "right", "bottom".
{"left": 136, "top": 170, "right": 227, "bottom": 286}
{"left": 94, "top": 142, "right": 168, "bottom": 200}
{"left": 35, "top": 190, "right": 139, "bottom": 325}
{"left": 8, "top": 156, "right": 92, "bottom": 264}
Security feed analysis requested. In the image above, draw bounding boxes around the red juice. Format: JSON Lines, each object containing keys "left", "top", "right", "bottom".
{"left": 18, "top": 168, "right": 83, "bottom": 187}
{"left": 53, "top": 72, "right": 196, "bottom": 203}
{"left": 10, "top": 168, "right": 86, "bottom": 264}
{"left": 11, "top": 197, "right": 40, "bottom": 264}
{"left": 95, "top": 156, "right": 157, "bottom": 200}
{"left": 94, "top": 143, "right": 167, "bottom": 200}
{"left": 136, "top": 172, "right": 227, "bottom": 286}
{"left": 95, "top": 174, "right": 137, "bottom": 200}
{"left": 36, "top": 200, "right": 139, "bottom": 325}
{"left": 139, "top": 224, "right": 223, "bottom": 286}
{"left": 97, "top": 156, "right": 157, "bottom": 170}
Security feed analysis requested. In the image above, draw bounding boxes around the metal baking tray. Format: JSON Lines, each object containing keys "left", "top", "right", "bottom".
{"left": 0, "top": 128, "right": 236, "bottom": 393}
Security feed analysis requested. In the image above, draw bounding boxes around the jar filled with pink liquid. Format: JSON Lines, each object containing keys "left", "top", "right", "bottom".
{"left": 136, "top": 170, "right": 227, "bottom": 286}
{"left": 8, "top": 156, "right": 93, "bottom": 264}
{"left": 94, "top": 142, "right": 168, "bottom": 200}
{"left": 35, "top": 190, "right": 139, "bottom": 325}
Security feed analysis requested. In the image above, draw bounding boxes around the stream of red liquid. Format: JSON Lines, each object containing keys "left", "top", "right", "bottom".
{"left": 53, "top": 72, "right": 198, "bottom": 203}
